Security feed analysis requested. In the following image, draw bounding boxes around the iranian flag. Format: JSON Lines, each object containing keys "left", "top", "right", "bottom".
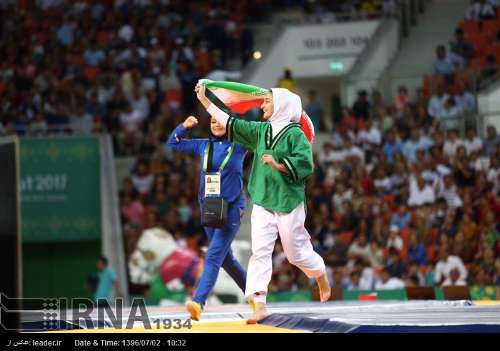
{"left": 200, "top": 79, "right": 315, "bottom": 144}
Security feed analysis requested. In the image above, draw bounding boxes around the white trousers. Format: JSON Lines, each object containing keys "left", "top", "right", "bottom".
{"left": 245, "top": 202, "right": 326, "bottom": 304}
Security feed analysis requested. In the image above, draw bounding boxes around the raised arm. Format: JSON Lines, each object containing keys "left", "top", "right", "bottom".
{"left": 195, "top": 82, "right": 261, "bottom": 150}
{"left": 166, "top": 116, "right": 205, "bottom": 155}
{"left": 195, "top": 82, "right": 229, "bottom": 127}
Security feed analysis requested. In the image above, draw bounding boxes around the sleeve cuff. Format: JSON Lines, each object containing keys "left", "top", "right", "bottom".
{"left": 281, "top": 157, "right": 299, "bottom": 182}
{"left": 207, "top": 103, "right": 229, "bottom": 127}
{"left": 226, "top": 117, "right": 236, "bottom": 142}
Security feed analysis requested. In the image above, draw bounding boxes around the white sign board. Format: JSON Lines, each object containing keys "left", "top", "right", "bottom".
{"left": 250, "top": 21, "right": 380, "bottom": 88}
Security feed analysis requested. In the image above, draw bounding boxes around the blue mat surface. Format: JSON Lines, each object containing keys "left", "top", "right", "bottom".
{"left": 260, "top": 313, "right": 500, "bottom": 333}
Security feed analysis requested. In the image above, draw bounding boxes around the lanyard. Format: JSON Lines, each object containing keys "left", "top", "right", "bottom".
{"left": 203, "top": 141, "right": 234, "bottom": 173}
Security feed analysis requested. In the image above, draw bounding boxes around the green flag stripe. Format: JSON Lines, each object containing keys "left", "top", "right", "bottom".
{"left": 201, "top": 79, "right": 269, "bottom": 96}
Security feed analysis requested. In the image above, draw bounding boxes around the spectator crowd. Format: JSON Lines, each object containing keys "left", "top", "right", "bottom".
{"left": 1, "top": 0, "right": 499, "bottom": 300}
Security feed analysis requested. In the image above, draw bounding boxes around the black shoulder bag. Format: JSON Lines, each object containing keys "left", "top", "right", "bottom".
{"left": 201, "top": 140, "right": 234, "bottom": 228}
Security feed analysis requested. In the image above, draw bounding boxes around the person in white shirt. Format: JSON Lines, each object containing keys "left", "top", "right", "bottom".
{"left": 332, "top": 182, "right": 353, "bottom": 212}
{"left": 373, "top": 167, "right": 392, "bottom": 194}
{"left": 464, "top": 127, "right": 483, "bottom": 155}
{"left": 347, "top": 270, "right": 363, "bottom": 291}
{"left": 386, "top": 225, "right": 404, "bottom": 251}
{"left": 408, "top": 173, "right": 436, "bottom": 207}
{"left": 454, "top": 85, "right": 476, "bottom": 113}
{"left": 469, "top": 151, "right": 486, "bottom": 172}
{"left": 347, "top": 266, "right": 376, "bottom": 291}
{"left": 344, "top": 138, "right": 365, "bottom": 163}
{"left": 128, "top": 88, "right": 150, "bottom": 121}
{"left": 438, "top": 174, "right": 463, "bottom": 209}
{"left": 465, "top": 0, "right": 496, "bottom": 21}
{"left": 357, "top": 119, "right": 382, "bottom": 151}
{"left": 441, "top": 268, "right": 467, "bottom": 287}
{"left": 428, "top": 86, "right": 450, "bottom": 120}
{"left": 422, "top": 160, "right": 441, "bottom": 189}
{"left": 131, "top": 162, "right": 155, "bottom": 195}
{"left": 403, "top": 128, "right": 433, "bottom": 164}
{"left": 318, "top": 143, "right": 335, "bottom": 165}
{"left": 119, "top": 104, "right": 146, "bottom": 153}
{"left": 439, "top": 98, "right": 463, "bottom": 131}
{"left": 375, "top": 267, "right": 406, "bottom": 290}
{"left": 329, "top": 144, "right": 347, "bottom": 163}
{"left": 487, "top": 156, "right": 499, "bottom": 189}
{"left": 434, "top": 246, "right": 468, "bottom": 286}
{"left": 443, "top": 129, "right": 464, "bottom": 160}
{"left": 120, "top": 105, "right": 145, "bottom": 133}
{"left": 347, "top": 234, "right": 371, "bottom": 265}
{"left": 118, "top": 23, "right": 134, "bottom": 42}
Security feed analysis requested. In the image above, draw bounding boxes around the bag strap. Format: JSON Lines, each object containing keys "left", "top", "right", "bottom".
{"left": 203, "top": 140, "right": 234, "bottom": 173}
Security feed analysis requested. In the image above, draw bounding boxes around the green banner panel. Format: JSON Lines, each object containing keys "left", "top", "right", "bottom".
{"left": 20, "top": 137, "right": 101, "bottom": 242}
{"left": 23, "top": 241, "right": 101, "bottom": 303}
{"left": 267, "top": 290, "right": 312, "bottom": 302}
{"left": 469, "top": 286, "right": 498, "bottom": 300}
{"left": 343, "top": 289, "right": 408, "bottom": 300}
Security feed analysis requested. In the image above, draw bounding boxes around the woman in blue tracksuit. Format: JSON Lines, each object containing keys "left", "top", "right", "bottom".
{"left": 167, "top": 115, "right": 248, "bottom": 321}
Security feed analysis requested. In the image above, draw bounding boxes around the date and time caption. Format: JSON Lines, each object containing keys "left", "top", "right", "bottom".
{"left": 5, "top": 318, "right": 193, "bottom": 348}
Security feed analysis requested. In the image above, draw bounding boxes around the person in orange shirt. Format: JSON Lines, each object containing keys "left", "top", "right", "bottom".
{"left": 394, "top": 86, "right": 410, "bottom": 115}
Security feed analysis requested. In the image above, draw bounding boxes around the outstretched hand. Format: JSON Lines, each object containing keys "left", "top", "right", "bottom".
{"left": 195, "top": 82, "right": 206, "bottom": 99}
{"left": 195, "top": 82, "right": 211, "bottom": 109}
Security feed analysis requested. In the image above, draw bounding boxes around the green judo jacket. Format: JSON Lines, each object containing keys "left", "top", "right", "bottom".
{"left": 227, "top": 117, "right": 313, "bottom": 213}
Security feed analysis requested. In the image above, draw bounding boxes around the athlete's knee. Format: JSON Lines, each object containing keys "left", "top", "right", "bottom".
{"left": 284, "top": 250, "right": 307, "bottom": 267}
{"left": 221, "top": 252, "right": 238, "bottom": 269}
{"left": 205, "top": 250, "right": 225, "bottom": 268}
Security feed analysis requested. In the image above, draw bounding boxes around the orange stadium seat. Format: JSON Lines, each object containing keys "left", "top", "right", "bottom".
{"left": 400, "top": 249, "right": 408, "bottom": 262}
{"left": 484, "top": 42, "right": 499, "bottom": 56}
{"left": 71, "top": 54, "right": 85, "bottom": 67}
{"left": 491, "top": 45, "right": 500, "bottom": 61}
{"left": 423, "top": 75, "right": 434, "bottom": 96}
{"left": 164, "top": 89, "right": 182, "bottom": 105}
{"left": 98, "top": 31, "right": 110, "bottom": 46}
{"left": 338, "top": 231, "right": 354, "bottom": 246}
{"left": 480, "top": 20, "right": 499, "bottom": 36}
{"left": 442, "top": 286, "right": 471, "bottom": 300}
{"left": 469, "top": 35, "right": 492, "bottom": 57}
{"left": 83, "top": 66, "right": 99, "bottom": 81}
{"left": 410, "top": 211, "right": 418, "bottom": 227}
{"left": 400, "top": 228, "right": 411, "bottom": 248}
{"left": 460, "top": 20, "right": 480, "bottom": 38}
{"left": 426, "top": 228, "right": 439, "bottom": 241}
{"left": 470, "top": 56, "right": 486, "bottom": 72}
{"left": 426, "top": 246, "right": 437, "bottom": 264}
{"left": 446, "top": 84, "right": 459, "bottom": 95}
{"left": 382, "top": 195, "right": 395, "bottom": 208}
{"left": 434, "top": 74, "right": 446, "bottom": 88}
{"left": 454, "top": 70, "right": 471, "bottom": 88}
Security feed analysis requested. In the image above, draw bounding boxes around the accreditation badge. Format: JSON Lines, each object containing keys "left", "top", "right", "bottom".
{"left": 204, "top": 173, "right": 221, "bottom": 197}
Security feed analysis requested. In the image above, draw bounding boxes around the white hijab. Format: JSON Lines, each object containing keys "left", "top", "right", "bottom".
{"left": 268, "top": 88, "right": 302, "bottom": 138}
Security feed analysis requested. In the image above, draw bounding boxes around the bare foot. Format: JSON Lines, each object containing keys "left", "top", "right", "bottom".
{"left": 246, "top": 302, "right": 268, "bottom": 324}
{"left": 247, "top": 296, "right": 256, "bottom": 312}
{"left": 316, "top": 273, "right": 331, "bottom": 302}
